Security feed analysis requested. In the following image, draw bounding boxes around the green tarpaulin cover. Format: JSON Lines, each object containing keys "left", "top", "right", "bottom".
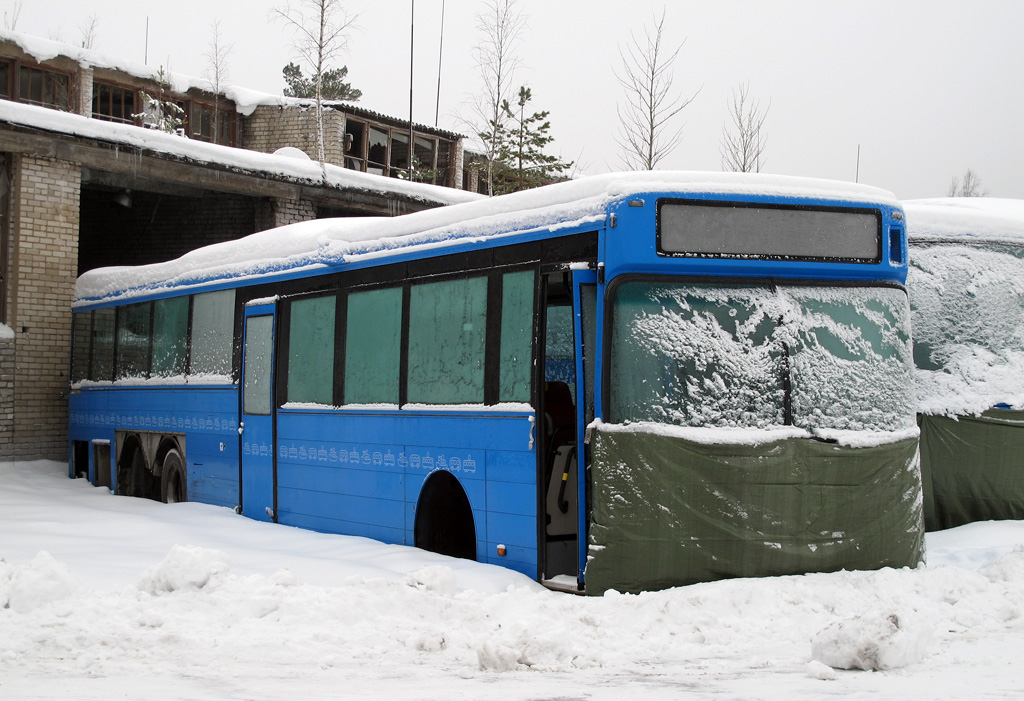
{"left": 919, "top": 409, "right": 1024, "bottom": 531}
{"left": 585, "top": 427, "right": 924, "bottom": 595}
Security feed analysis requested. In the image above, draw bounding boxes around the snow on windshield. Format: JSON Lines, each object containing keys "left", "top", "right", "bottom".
{"left": 909, "top": 242, "right": 1024, "bottom": 415}
{"left": 610, "top": 282, "right": 914, "bottom": 432}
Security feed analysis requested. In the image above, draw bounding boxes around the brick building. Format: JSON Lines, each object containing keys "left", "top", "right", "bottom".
{"left": 0, "top": 30, "right": 479, "bottom": 461}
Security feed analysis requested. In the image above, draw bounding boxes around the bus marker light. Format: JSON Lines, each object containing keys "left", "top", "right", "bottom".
{"left": 497, "top": 544, "right": 507, "bottom": 556}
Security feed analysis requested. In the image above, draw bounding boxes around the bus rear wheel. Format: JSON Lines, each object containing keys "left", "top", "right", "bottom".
{"left": 160, "top": 449, "right": 187, "bottom": 504}
{"left": 414, "top": 471, "right": 476, "bottom": 561}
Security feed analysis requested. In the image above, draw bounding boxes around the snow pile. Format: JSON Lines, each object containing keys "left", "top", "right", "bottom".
{"left": 4, "top": 461, "right": 1024, "bottom": 698}
{"left": 2, "top": 551, "right": 77, "bottom": 613}
{"left": 905, "top": 199, "right": 1024, "bottom": 415}
{"left": 136, "top": 545, "right": 232, "bottom": 594}
{"left": 0, "top": 323, "right": 13, "bottom": 339}
{"left": 811, "top": 610, "right": 932, "bottom": 670}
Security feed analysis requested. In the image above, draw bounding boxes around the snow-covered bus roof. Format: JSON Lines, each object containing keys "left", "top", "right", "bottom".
{"left": 74, "top": 171, "right": 898, "bottom": 307}
{"left": 904, "top": 198, "right": 1024, "bottom": 245}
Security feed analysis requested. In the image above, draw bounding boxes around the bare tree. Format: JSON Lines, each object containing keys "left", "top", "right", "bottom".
{"left": 3, "top": 1, "right": 21, "bottom": 31}
{"left": 203, "top": 21, "right": 234, "bottom": 144}
{"left": 720, "top": 82, "right": 769, "bottom": 173}
{"left": 615, "top": 10, "right": 701, "bottom": 170}
{"left": 79, "top": 14, "right": 99, "bottom": 49}
{"left": 948, "top": 168, "right": 986, "bottom": 197}
{"left": 273, "top": 0, "right": 358, "bottom": 169}
{"left": 471, "top": 0, "right": 526, "bottom": 196}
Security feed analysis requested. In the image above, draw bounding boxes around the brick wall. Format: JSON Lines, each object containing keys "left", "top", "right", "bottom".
{"left": 241, "top": 104, "right": 345, "bottom": 166}
{"left": 78, "top": 189, "right": 257, "bottom": 273}
{"left": 6, "top": 155, "right": 81, "bottom": 460}
{"left": 0, "top": 333, "right": 13, "bottom": 460}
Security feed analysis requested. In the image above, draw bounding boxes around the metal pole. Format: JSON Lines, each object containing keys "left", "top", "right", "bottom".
{"left": 856, "top": 144, "right": 861, "bottom": 183}
{"left": 435, "top": 0, "right": 445, "bottom": 127}
{"left": 409, "top": 0, "right": 415, "bottom": 177}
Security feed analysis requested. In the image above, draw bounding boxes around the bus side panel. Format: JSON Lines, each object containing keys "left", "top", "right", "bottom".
{"left": 484, "top": 450, "right": 538, "bottom": 574}
{"left": 275, "top": 410, "right": 537, "bottom": 577}
{"left": 68, "top": 386, "right": 240, "bottom": 508}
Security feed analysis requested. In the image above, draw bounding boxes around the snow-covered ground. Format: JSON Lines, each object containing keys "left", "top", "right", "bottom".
{"left": 3, "top": 460, "right": 1023, "bottom": 700}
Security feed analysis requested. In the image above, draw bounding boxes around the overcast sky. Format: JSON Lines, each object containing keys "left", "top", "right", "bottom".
{"left": 11, "top": 0, "right": 1024, "bottom": 199}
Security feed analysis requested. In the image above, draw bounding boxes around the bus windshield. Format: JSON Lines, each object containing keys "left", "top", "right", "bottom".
{"left": 609, "top": 281, "right": 915, "bottom": 432}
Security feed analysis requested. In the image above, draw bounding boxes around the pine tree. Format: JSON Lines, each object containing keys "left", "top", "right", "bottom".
{"left": 133, "top": 68, "right": 185, "bottom": 134}
{"left": 282, "top": 62, "right": 361, "bottom": 101}
{"left": 485, "top": 86, "right": 572, "bottom": 194}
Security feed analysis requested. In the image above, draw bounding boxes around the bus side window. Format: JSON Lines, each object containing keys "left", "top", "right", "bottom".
{"left": 71, "top": 311, "right": 93, "bottom": 384}
{"left": 287, "top": 295, "right": 336, "bottom": 405}
{"left": 115, "top": 302, "right": 152, "bottom": 381}
{"left": 344, "top": 287, "right": 402, "bottom": 405}
{"left": 499, "top": 270, "right": 535, "bottom": 403}
{"left": 92, "top": 307, "right": 116, "bottom": 382}
{"left": 191, "top": 289, "right": 235, "bottom": 380}
{"left": 152, "top": 297, "right": 189, "bottom": 378}
{"left": 407, "top": 276, "right": 487, "bottom": 405}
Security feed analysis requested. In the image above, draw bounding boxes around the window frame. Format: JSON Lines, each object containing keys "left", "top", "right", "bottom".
{"left": 91, "top": 79, "right": 138, "bottom": 125}
{"left": 14, "top": 62, "right": 73, "bottom": 111}
{"left": 278, "top": 264, "right": 541, "bottom": 411}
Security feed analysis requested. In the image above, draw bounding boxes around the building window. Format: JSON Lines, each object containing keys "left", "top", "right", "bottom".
{"left": 0, "top": 60, "right": 11, "bottom": 100}
{"left": 92, "top": 82, "right": 137, "bottom": 124}
{"left": 344, "top": 118, "right": 366, "bottom": 171}
{"left": 367, "top": 126, "right": 388, "bottom": 176}
{"left": 190, "top": 102, "right": 235, "bottom": 146}
{"left": 19, "top": 65, "right": 71, "bottom": 110}
{"left": 341, "top": 116, "right": 456, "bottom": 187}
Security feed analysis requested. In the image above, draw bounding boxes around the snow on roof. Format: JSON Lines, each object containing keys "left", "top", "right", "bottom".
{"left": 0, "top": 99, "right": 478, "bottom": 208}
{"left": 904, "top": 198, "right": 1024, "bottom": 245}
{"left": 74, "top": 171, "right": 897, "bottom": 306}
{"left": 0, "top": 28, "right": 459, "bottom": 138}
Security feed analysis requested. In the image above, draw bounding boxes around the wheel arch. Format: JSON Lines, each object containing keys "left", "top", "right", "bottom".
{"left": 413, "top": 470, "right": 478, "bottom": 561}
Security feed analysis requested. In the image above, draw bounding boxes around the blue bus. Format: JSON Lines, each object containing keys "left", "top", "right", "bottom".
{"left": 69, "top": 172, "right": 923, "bottom": 594}
{"left": 905, "top": 198, "right": 1024, "bottom": 531}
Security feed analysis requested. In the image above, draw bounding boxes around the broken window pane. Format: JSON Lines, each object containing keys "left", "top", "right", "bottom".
{"left": 345, "top": 119, "right": 365, "bottom": 170}
{"left": 390, "top": 131, "right": 410, "bottom": 174}
{"left": 367, "top": 126, "right": 388, "bottom": 175}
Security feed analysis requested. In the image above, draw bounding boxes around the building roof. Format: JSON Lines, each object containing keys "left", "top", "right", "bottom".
{"left": 0, "top": 28, "right": 462, "bottom": 139}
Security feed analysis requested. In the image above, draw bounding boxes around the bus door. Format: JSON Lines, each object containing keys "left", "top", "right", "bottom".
{"left": 541, "top": 268, "right": 597, "bottom": 587}
{"left": 240, "top": 302, "right": 277, "bottom": 522}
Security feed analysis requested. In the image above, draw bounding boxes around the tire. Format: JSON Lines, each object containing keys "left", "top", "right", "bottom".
{"left": 160, "top": 449, "right": 187, "bottom": 504}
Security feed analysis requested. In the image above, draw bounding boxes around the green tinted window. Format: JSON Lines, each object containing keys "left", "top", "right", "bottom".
{"left": 152, "top": 297, "right": 189, "bottom": 377}
{"left": 500, "top": 270, "right": 534, "bottom": 402}
{"left": 92, "top": 308, "right": 116, "bottom": 382}
{"left": 191, "top": 289, "right": 235, "bottom": 379}
{"left": 71, "top": 311, "right": 92, "bottom": 384}
{"left": 344, "top": 287, "right": 402, "bottom": 404}
{"left": 408, "top": 277, "right": 487, "bottom": 404}
{"left": 288, "top": 295, "right": 336, "bottom": 405}
{"left": 243, "top": 315, "right": 274, "bottom": 416}
{"left": 116, "top": 302, "right": 152, "bottom": 380}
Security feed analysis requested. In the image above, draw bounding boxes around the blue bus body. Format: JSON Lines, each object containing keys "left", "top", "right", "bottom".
{"left": 70, "top": 172, "right": 922, "bottom": 592}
